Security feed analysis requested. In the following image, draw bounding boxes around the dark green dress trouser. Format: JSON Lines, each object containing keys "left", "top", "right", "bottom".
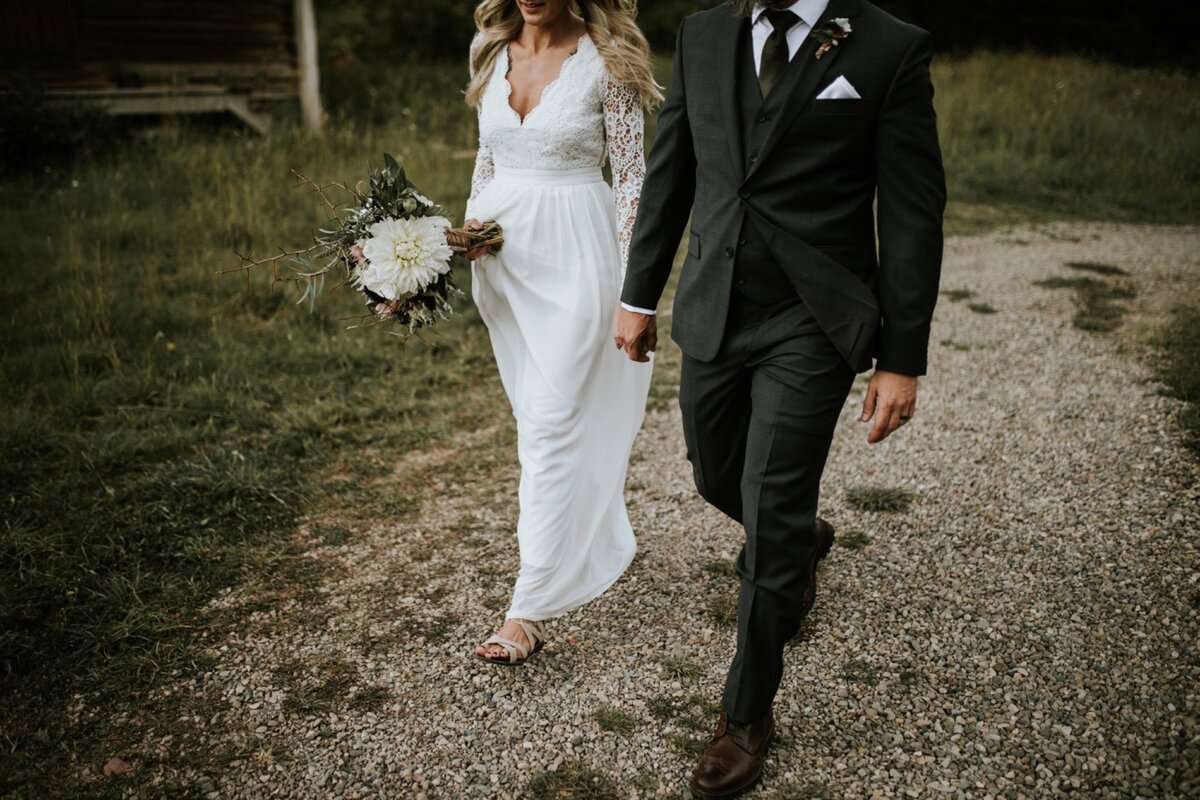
{"left": 679, "top": 291, "right": 857, "bottom": 723}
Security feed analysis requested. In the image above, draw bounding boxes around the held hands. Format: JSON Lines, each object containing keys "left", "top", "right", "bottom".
{"left": 860, "top": 370, "right": 919, "bottom": 444}
{"left": 463, "top": 219, "right": 492, "bottom": 260}
{"left": 614, "top": 307, "right": 657, "bottom": 363}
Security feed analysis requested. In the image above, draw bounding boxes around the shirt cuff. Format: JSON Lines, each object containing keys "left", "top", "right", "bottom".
{"left": 620, "top": 302, "right": 656, "bottom": 316}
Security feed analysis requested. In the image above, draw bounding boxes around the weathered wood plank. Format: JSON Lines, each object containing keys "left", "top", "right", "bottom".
{"left": 3, "top": 0, "right": 315, "bottom": 132}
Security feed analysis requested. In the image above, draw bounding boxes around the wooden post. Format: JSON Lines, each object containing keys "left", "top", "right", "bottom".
{"left": 294, "top": 0, "right": 323, "bottom": 133}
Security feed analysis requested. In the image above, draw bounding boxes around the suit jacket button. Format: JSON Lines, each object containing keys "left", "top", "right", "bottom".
{"left": 724, "top": 246, "right": 734, "bottom": 258}
{"left": 738, "top": 238, "right": 747, "bottom": 246}
{"left": 757, "top": 113, "right": 769, "bottom": 123}
{"left": 739, "top": 189, "right": 750, "bottom": 200}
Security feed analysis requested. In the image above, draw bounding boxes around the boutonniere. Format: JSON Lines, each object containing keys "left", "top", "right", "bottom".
{"left": 812, "top": 18, "right": 852, "bottom": 60}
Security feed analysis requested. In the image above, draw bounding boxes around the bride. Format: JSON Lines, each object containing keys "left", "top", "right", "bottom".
{"left": 463, "top": 0, "right": 661, "bottom": 665}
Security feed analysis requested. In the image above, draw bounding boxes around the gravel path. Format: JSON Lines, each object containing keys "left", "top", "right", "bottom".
{"left": 104, "top": 223, "right": 1199, "bottom": 798}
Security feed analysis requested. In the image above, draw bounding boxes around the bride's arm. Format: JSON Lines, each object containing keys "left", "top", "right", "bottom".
{"left": 602, "top": 74, "right": 645, "bottom": 273}
{"left": 466, "top": 128, "right": 494, "bottom": 222}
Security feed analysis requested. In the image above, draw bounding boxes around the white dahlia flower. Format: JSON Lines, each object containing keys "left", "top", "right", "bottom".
{"left": 354, "top": 215, "right": 453, "bottom": 300}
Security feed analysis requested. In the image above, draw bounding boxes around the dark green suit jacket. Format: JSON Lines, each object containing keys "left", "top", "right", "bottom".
{"left": 620, "top": 0, "right": 946, "bottom": 375}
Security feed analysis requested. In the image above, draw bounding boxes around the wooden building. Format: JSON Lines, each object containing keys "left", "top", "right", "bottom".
{"left": 0, "top": 0, "right": 322, "bottom": 133}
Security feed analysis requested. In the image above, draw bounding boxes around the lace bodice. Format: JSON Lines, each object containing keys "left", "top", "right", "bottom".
{"left": 466, "top": 34, "right": 645, "bottom": 267}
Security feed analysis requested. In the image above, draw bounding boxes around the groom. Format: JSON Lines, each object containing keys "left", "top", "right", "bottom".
{"left": 615, "top": 0, "right": 945, "bottom": 796}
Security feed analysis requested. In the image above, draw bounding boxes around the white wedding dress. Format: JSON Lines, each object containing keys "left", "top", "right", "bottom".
{"left": 465, "top": 33, "right": 652, "bottom": 622}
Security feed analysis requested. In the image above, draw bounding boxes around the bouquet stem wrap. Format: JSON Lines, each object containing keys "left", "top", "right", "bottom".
{"left": 444, "top": 222, "right": 504, "bottom": 255}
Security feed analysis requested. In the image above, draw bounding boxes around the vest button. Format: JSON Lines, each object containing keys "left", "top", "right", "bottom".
{"left": 724, "top": 246, "right": 734, "bottom": 258}
{"left": 738, "top": 238, "right": 747, "bottom": 246}
{"left": 739, "top": 189, "right": 751, "bottom": 200}
{"left": 757, "top": 113, "right": 770, "bottom": 123}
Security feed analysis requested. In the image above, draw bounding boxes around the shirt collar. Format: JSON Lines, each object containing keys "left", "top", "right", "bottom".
{"left": 751, "top": 0, "right": 830, "bottom": 29}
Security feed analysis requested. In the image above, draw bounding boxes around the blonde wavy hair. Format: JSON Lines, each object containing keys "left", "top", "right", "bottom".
{"left": 466, "top": 0, "right": 663, "bottom": 109}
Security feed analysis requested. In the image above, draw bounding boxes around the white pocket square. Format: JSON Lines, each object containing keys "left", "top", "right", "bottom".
{"left": 816, "top": 75, "right": 861, "bottom": 100}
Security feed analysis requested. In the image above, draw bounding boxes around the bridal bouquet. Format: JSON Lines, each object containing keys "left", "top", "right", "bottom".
{"left": 232, "top": 154, "right": 502, "bottom": 336}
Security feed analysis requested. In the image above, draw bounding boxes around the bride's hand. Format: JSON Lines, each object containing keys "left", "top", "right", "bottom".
{"left": 463, "top": 218, "right": 492, "bottom": 260}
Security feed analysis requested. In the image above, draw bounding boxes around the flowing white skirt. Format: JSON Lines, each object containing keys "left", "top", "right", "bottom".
{"left": 470, "top": 165, "right": 652, "bottom": 621}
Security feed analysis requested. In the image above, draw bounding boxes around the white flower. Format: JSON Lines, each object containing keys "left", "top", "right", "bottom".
{"left": 353, "top": 215, "right": 453, "bottom": 300}
{"left": 834, "top": 17, "right": 852, "bottom": 32}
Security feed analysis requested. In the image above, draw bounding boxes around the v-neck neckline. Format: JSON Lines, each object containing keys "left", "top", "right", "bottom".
{"left": 503, "top": 33, "right": 588, "bottom": 127}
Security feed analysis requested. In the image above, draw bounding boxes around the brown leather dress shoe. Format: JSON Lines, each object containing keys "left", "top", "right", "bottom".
{"left": 799, "top": 517, "right": 836, "bottom": 619}
{"left": 690, "top": 709, "right": 775, "bottom": 799}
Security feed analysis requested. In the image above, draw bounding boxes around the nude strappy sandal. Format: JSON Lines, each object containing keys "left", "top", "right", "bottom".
{"left": 473, "top": 620, "right": 547, "bottom": 667}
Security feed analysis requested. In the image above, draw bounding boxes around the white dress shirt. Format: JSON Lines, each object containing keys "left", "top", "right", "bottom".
{"left": 750, "top": 0, "right": 831, "bottom": 74}
{"left": 620, "top": 0, "right": 831, "bottom": 317}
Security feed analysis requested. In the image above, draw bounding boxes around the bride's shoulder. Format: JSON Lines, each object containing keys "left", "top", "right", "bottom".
{"left": 577, "top": 34, "right": 612, "bottom": 82}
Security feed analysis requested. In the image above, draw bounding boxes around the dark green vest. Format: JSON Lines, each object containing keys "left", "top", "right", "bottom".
{"left": 731, "top": 23, "right": 806, "bottom": 306}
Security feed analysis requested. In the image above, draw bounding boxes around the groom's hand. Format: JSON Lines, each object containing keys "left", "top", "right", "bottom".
{"left": 860, "top": 370, "right": 919, "bottom": 444}
{"left": 614, "top": 308, "right": 657, "bottom": 363}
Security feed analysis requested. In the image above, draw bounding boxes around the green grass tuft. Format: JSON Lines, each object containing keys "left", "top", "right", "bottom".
{"left": 837, "top": 530, "right": 871, "bottom": 550}
{"left": 707, "top": 594, "right": 738, "bottom": 627}
{"left": 315, "top": 524, "right": 352, "bottom": 546}
{"left": 841, "top": 659, "right": 878, "bottom": 686}
{"left": 658, "top": 655, "right": 705, "bottom": 681}
{"left": 1153, "top": 306, "right": 1200, "bottom": 457}
{"left": 648, "top": 696, "right": 678, "bottom": 719}
{"left": 668, "top": 731, "right": 707, "bottom": 759}
{"left": 650, "top": 692, "right": 719, "bottom": 759}
{"left": 631, "top": 772, "right": 659, "bottom": 794}
{"left": 525, "top": 763, "right": 623, "bottom": 800}
{"left": 968, "top": 302, "right": 998, "bottom": 314}
{"left": 846, "top": 486, "right": 915, "bottom": 513}
{"left": 1034, "top": 275, "right": 1137, "bottom": 333}
{"left": 702, "top": 559, "right": 736, "bottom": 578}
{"left": 759, "top": 783, "right": 835, "bottom": 800}
{"left": 593, "top": 707, "right": 638, "bottom": 735}
{"left": 279, "top": 655, "right": 358, "bottom": 716}
{"left": 1067, "top": 261, "right": 1129, "bottom": 276}
{"left": 940, "top": 288, "right": 976, "bottom": 302}
{"left": 349, "top": 685, "right": 394, "bottom": 712}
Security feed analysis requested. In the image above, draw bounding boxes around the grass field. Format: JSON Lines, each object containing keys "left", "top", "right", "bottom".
{"left": 935, "top": 52, "right": 1198, "bottom": 225}
{"left": 1, "top": 51, "right": 1197, "bottom": 794}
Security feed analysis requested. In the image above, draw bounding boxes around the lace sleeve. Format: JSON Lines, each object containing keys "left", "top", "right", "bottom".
{"left": 466, "top": 124, "right": 495, "bottom": 221}
{"left": 466, "top": 32, "right": 494, "bottom": 221}
{"left": 602, "top": 74, "right": 645, "bottom": 272}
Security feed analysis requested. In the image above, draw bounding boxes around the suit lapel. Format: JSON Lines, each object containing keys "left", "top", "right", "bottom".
{"left": 715, "top": 10, "right": 748, "bottom": 183}
{"left": 744, "top": 0, "right": 861, "bottom": 183}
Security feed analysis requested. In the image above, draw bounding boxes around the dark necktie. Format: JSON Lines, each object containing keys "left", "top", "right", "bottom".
{"left": 758, "top": 8, "right": 799, "bottom": 98}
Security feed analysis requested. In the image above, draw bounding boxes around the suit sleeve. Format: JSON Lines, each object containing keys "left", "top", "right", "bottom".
{"left": 874, "top": 31, "right": 946, "bottom": 377}
{"left": 619, "top": 17, "right": 697, "bottom": 313}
